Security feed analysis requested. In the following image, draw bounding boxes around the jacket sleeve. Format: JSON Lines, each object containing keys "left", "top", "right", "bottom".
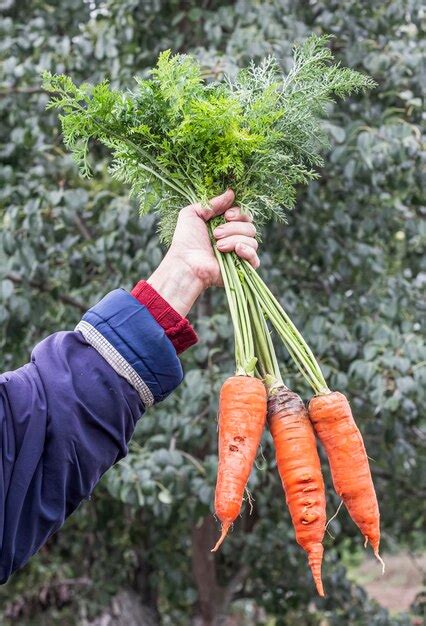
{"left": 0, "top": 289, "right": 183, "bottom": 583}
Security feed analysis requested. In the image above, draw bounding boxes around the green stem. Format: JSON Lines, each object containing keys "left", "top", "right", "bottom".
{"left": 241, "top": 261, "right": 329, "bottom": 394}
{"left": 243, "top": 281, "right": 274, "bottom": 378}
{"left": 260, "top": 300, "right": 283, "bottom": 386}
{"left": 208, "top": 221, "right": 257, "bottom": 376}
{"left": 249, "top": 277, "right": 321, "bottom": 391}
{"left": 224, "top": 254, "right": 254, "bottom": 359}
{"left": 212, "top": 244, "right": 244, "bottom": 374}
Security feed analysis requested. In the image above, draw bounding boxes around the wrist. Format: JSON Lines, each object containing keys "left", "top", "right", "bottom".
{"left": 147, "top": 252, "right": 204, "bottom": 317}
{"left": 131, "top": 280, "right": 198, "bottom": 354}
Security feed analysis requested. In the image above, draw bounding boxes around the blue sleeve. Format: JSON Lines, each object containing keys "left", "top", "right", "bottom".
{"left": 0, "top": 289, "right": 184, "bottom": 583}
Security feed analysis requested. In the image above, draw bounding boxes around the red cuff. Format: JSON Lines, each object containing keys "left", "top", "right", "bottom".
{"left": 131, "top": 280, "right": 198, "bottom": 355}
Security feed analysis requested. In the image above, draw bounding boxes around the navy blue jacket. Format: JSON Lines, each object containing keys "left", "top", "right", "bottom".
{"left": 0, "top": 289, "right": 184, "bottom": 583}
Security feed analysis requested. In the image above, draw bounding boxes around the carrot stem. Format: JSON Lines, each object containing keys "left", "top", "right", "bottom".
{"left": 209, "top": 223, "right": 256, "bottom": 376}
{"left": 240, "top": 260, "right": 329, "bottom": 394}
{"left": 212, "top": 241, "right": 244, "bottom": 374}
{"left": 243, "top": 279, "right": 281, "bottom": 386}
{"left": 225, "top": 253, "right": 254, "bottom": 363}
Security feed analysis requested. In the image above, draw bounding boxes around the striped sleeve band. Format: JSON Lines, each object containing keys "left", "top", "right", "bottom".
{"left": 75, "top": 320, "right": 154, "bottom": 408}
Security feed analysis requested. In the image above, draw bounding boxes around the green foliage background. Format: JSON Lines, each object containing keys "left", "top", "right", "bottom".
{"left": 0, "top": 1, "right": 424, "bottom": 625}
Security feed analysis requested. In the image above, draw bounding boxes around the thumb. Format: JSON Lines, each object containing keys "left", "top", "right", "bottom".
{"left": 194, "top": 189, "right": 235, "bottom": 222}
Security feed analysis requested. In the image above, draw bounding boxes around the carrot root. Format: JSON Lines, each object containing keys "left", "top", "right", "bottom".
{"left": 211, "top": 522, "right": 231, "bottom": 552}
{"left": 375, "top": 550, "right": 386, "bottom": 574}
{"left": 309, "top": 392, "right": 381, "bottom": 559}
{"left": 268, "top": 387, "right": 326, "bottom": 597}
{"left": 307, "top": 543, "right": 325, "bottom": 597}
{"left": 213, "top": 376, "right": 267, "bottom": 551}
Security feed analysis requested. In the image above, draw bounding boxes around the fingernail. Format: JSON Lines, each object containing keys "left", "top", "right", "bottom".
{"left": 226, "top": 209, "right": 236, "bottom": 218}
{"left": 214, "top": 226, "right": 224, "bottom": 236}
{"left": 217, "top": 240, "right": 226, "bottom": 250}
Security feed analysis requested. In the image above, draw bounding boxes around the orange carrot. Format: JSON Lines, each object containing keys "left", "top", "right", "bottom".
{"left": 308, "top": 391, "right": 382, "bottom": 567}
{"left": 269, "top": 386, "right": 326, "bottom": 596}
{"left": 211, "top": 375, "right": 267, "bottom": 552}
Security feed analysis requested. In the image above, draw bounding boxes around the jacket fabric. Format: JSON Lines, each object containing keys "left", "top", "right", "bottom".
{"left": 0, "top": 289, "right": 184, "bottom": 583}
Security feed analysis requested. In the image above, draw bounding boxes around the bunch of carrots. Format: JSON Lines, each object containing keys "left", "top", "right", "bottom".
{"left": 211, "top": 254, "right": 383, "bottom": 596}
{"left": 44, "top": 35, "right": 382, "bottom": 596}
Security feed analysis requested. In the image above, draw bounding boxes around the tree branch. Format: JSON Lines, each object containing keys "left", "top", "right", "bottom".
{"left": 4, "top": 272, "right": 86, "bottom": 312}
{"left": 190, "top": 516, "right": 252, "bottom": 626}
{"left": 73, "top": 213, "right": 93, "bottom": 240}
{"left": 0, "top": 86, "right": 48, "bottom": 98}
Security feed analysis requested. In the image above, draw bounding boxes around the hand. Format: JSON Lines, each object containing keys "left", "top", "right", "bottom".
{"left": 147, "top": 190, "right": 259, "bottom": 316}
{"left": 169, "top": 189, "right": 259, "bottom": 287}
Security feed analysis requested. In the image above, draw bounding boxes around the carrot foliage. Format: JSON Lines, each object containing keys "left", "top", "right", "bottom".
{"left": 42, "top": 35, "right": 374, "bottom": 243}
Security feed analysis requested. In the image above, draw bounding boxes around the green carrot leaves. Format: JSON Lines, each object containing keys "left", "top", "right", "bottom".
{"left": 43, "top": 35, "right": 375, "bottom": 242}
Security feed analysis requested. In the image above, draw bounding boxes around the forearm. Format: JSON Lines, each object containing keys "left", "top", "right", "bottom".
{"left": 146, "top": 252, "right": 204, "bottom": 317}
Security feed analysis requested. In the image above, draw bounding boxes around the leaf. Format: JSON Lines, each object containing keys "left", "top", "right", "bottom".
{"left": 324, "top": 122, "right": 346, "bottom": 143}
{"left": 1, "top": 280, "right": 14, "bottom": 299}
{"left": 158, "top": 489, "right": 173, "bottom": 504}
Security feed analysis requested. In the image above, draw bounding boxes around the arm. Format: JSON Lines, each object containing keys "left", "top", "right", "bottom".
{"left": 0, "top": 190, "right": 259, "bottom": 583}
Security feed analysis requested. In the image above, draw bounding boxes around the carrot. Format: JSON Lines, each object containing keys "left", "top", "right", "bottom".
{"left": 308, "top": 391, "right": 382, "bottom": 568}
{"left": 269, "top": 385, "right": 326, "bottom": 596}
{"left": 211, "top": 375, "right": 267, "bottom": 552}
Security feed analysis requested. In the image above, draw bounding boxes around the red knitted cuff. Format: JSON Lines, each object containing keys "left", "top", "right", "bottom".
{"left": 131, "top": 280, "right": 198, "bottom": 355}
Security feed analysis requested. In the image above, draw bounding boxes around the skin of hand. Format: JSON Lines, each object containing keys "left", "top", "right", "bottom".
{"left": 147, "top": 189, "right": 259, "bottom": 316}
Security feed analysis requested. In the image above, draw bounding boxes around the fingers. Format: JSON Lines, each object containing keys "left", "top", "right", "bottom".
{"left": 216, "top": 235, "right": 260, "bottom": 268}
{"left": 216, "top": 235, "right": 258, "bottom": 253}
{"left": 223, "top": 206, "right": 253, "bottom": 223}
{"left": 185, "top": 190, "right": 260, "bottom": 269}
{"left": 235, "top": 242, "right": 260, "bottom": 269}
{"left": 194, "top": 189, "right": 235, "bottom": 221}
{"left": 213, "top": 221, "right": 256, "bottom": 239}
{"left": 211, "top": 202, "right": 259, "bottom": 268}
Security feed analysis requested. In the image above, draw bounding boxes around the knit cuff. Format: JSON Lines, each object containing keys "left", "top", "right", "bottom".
{"left": 131, "top": 280, "right": 198, "bottom": 355}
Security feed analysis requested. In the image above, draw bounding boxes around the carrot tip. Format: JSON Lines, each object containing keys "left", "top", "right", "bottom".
{"left": 307, "top": 544, "right": 325, "bottom": 598}
{"left": 315, "top": 581, "right": 325, "bottom": 597}
{"left": 211, "top": 522, "right": 231, "bottom": 552}
{"left": 363, "top": 536, "right": 368, "bottom": 549}
{"left": 374, "top": 550, "right": 385, "bottom": 574}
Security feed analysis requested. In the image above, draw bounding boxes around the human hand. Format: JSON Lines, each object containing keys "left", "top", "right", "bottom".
{"left": 147, "top": 190, "right": 259, "bottom": 316}
{"left": 169, "top": 189, "right": 259, "bottom": 287}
